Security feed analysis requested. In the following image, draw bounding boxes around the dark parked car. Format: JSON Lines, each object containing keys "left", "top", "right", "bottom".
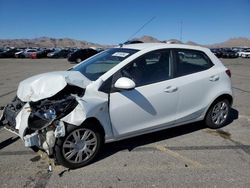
{"left": 0, "top": 48, "right": 21, "bottom": 58}
{"left": 210, "top": 48, "right": 223, "bottom": 58}
{"left": 221, "top": 48, "right": 238, "bottom": 58}
{"left": 67, "top": 48, "right": 100, "bottom": 63}
{"left": 47, "top": 49, "right": 71, "bottom": 58}
{"left": 36, "top": 49, "right": 54, "bottom": 58}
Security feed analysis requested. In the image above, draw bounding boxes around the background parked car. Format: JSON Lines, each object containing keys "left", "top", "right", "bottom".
{"left": 221, "top": 48, "right": 238, "bottom": 58}
{"left": 239, "top": 49, "right": 250, "bottom": 58}
{"left": 67, "top": 48, "right": 101, "bottom": 63}
{"left": 210, "top": 48, "right": 223, "bottom": 58}
{"left": 15, "top": 49, "right": 38, "bottom": 58}
{"left": 231, "top": 47, "right": 244, "bottom": 53}
{"left": 0, "top": 48, "right": 21, "bottom": 58}
{"left": 47, "top": 49, "right": 72, "bottom": 58}
{"left": 36, "top": 49, "right": 55, "bottom": 58}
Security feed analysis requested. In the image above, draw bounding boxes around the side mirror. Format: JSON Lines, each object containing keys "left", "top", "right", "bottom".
{"left": 114, "top": 77, "right": 135, "bottom": 90}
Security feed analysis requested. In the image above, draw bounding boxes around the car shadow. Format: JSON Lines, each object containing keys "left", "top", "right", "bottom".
{"left": 94, "top": 107, "right": 239, "bottom": 164}
{"left": 227, "top": 108, "right": 239, "bottom": 125}
{"left": 121, "top": 89, "right": 157, "bottom": 115}
{"left": 0, "top": 136, "right": 20, "bottom": 150}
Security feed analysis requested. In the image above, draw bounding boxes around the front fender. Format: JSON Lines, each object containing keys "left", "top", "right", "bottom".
{"left": 61, "top": 97, "right": 113, "bottom": 141}
{"left": 61, "top": 103, "right": 86, "bottom": 125}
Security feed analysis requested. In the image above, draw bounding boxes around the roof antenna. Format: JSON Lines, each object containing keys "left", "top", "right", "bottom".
{"left": 120, "top": 16, "right": 156, "bottom": 47}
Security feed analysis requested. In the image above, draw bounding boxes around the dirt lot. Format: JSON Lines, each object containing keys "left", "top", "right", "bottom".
{"left": 0, "top": 58, "right": 250, "bottom": 188}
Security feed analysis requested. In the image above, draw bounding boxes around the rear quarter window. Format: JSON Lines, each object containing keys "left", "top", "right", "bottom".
{"left": 173, "top": 49, "right": 214, "bottom": 77}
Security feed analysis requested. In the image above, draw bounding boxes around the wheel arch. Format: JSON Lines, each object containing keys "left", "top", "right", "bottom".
{"left": 205, "top": 93, "right": 233, "bottom": 118}
{"left": 81, "top": 117, "right": 105, "bottom": 139}
{"left": 212, "top": 94, "right": 233, "bottom": 106}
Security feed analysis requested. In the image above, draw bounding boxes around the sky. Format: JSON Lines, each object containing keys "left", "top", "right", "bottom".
{"left": 0, "top": 0, "right": 249, "bottom": 45}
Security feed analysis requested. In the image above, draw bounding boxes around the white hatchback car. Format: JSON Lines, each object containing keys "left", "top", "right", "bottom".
{"left": 239, "top": 49, "right": 250, "bottom": 58}
{"left": 0, "top": 43, "right": 233, "bottom": 168}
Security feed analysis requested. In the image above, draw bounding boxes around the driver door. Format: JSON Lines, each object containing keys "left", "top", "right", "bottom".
{"left": 109, "top": 49, "right": 180, "bottom": 138}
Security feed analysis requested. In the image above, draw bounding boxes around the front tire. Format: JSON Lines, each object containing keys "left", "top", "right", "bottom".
{"left": 55, "top": 124, "right": 103, "bottom": 169}
{"left": 205, "top": 99, "right": 230, "bottom": 129}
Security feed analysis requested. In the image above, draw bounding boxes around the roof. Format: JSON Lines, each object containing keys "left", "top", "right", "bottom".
{"left": 118, "top": 43, "right": 208, "bottom": 51}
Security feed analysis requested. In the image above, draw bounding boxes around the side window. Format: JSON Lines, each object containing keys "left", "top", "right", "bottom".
{"left": 174, "top": 49, "right": 213, "bottom": 77}
{"left": 119, "top": 50, "right": 171, "bottom": 87}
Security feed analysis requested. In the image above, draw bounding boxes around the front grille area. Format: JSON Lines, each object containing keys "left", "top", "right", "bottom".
{"left": 4, "top": 106, "right": 17, "bottom": 128}
{"left": 2, "top": 96, "right": 26, "bottom": 129}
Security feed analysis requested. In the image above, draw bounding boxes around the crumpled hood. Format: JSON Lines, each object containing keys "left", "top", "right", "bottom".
{"left": 17, "top": 71, "right": 91, "bottom": 102}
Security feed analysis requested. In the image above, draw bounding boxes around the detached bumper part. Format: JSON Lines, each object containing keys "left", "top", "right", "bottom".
{"left": 54, "top": 121, "right": 65, "bottom": 138}
{"left": 24, "top": 129, "right": 57, "bottom": 155}
{"left": 42, "top": 130, "right": 56, "bottom": 155}
{"left": 24, "top": 132, "right": 40, "bottom": 147}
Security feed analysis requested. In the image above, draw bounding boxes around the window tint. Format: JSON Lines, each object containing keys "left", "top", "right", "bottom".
{"left": 174, "top": 49, "right": 213, "bottom": 77}
{"left": 118, "top": 50, "right": 171, "bottom": 87}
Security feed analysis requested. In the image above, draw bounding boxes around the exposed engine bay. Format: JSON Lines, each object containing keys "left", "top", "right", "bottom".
{"left": 1, "top": 84, "right": 85, "bottom": 155}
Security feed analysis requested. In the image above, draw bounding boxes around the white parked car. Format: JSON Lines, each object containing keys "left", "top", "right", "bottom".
{"left": 15, "top": 49, "right": 38, "bottom": 58}
{"left": 238, "top": 49, "right": 250, "bottom": 58}
{"left": 0, "top": 43, "right": 233, "bottom": 168}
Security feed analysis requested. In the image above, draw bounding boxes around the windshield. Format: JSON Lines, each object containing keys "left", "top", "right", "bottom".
{"left": 72, "top": 48, "right": 138, "bottom": 81}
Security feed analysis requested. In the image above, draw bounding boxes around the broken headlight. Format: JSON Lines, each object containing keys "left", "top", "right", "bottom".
{"left": 43, "top": 109, "right": 57, "bottom": 120}
{"left": 28, "top": 95, "right": 77, "bottom": 130}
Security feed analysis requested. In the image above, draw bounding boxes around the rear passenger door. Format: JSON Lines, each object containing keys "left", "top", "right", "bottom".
{"left": 172, "top": 49, "right": 215, "bottom": 124}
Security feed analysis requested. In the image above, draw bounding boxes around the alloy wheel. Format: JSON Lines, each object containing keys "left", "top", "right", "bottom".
{"left": 211, "top": 101, "right": 229, "bottom": 125}
{"left": 62, "top": 128, "right": 97, "bottom": 164}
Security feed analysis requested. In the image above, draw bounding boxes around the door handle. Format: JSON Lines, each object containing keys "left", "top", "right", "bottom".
{"left": 209, "top": 75, "right": 219, "bottom": 81}
{"left": 164, "top": 86, "right": 178, "bottom": 93}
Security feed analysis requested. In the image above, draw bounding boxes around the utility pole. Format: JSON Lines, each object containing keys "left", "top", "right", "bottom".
{"left": 180, "top": 20, "right": 183, "bottom": 42}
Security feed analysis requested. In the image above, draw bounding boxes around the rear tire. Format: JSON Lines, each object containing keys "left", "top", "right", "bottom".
{"left": 205, "top": 99, "right": 230, "bottom": 129}
{"left": 54, "top": 124, "right": 103, "bottom": 169}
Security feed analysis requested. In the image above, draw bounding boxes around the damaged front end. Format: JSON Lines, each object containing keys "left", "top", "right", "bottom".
{"left": 1, "top": 84, "right": 85, "bottom": 156}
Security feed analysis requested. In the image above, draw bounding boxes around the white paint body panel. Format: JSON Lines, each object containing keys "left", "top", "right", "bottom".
{"left": 61, "top": 103, "right": 86, "bottom": 126}
{"left": 17, "top": 71, "right": 90, "bottom": 102}
{"left": 174, "top": 67, "right": 219, "bottom": 124}
{"left": 14, "top": 103, "right": 31, "bottom": 139}
{"left": 110, "top": 79, "right": 179, "bottom": 137}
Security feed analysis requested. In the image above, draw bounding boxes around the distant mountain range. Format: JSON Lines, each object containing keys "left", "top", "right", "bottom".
{"left": 206, "top": 37, "right": 250, "bottom": 48}
{"left": 134, "top": 36, "right": 250, "bottom": 48}
{"left": 0, "top": 37, "right": 103, "bottom": 48}
{"left": 0, "top": 36, "right": 250, "bottom": 48}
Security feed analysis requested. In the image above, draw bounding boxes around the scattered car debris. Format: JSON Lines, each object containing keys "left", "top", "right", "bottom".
{"left": 58, "top": 169, "right": 70, "bottom": 177}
